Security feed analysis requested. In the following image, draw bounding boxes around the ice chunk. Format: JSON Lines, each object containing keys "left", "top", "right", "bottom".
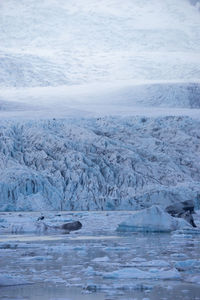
{"left": 104, "top": 267, "right": 181, "bottom": 280}
{"left": 132, "top": 257, "right": 147, "bottom": 262}
{"left": 175, "top": 259, "right": 200, "bottom": 271}
{"left": 124, "top": 260, "right": 170, "bottom": 268}
{"left": 117, "top": 205, "right": 192, "bottom": 232}
{"left": 20, "top": 255, "right": 53, "bottom": 261}
{"left": 186, "top": 275, "right": 200, "bottom": 284}
{"left": 92, "top": 256, "right": 110, "bottom": 262}
{"left": 0, "top": 274, "right": 32, "bottom": 287}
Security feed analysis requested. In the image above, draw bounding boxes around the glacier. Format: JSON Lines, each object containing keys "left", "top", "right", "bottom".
{"left": 0, "top": 0, "right": 200, "bottom": 299}
{"left": 0, "top": 116, "right": 200, "bottom": 211}
{"left": 0, "top": 0, "right": 199, "bottom": 215}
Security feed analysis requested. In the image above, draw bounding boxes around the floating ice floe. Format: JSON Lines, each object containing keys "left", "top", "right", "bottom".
{"left": 175, "top": 259, "right": 200, "bottom": 271}
{"left": 103, "top": 267, "right": 181, "bottom": 280}
{"left": 20, "top": 255, "right": 53, "bottom": 261}
{"left": 186, "top": 275, "right": 200, "bottom": 284}
{"left": 0, "top": 274, "right": 32, "bottom": 287}
{"left": 123, "top": 259, "right": 170, "bottom": 268}
{"left": 117, "top": 205, "right": 192, "bottom": 232}
{"left": 92, "top": 256, "right": 110, "bottom": 262}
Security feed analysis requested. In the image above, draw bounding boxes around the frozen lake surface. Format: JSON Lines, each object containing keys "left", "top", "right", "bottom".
{"left": 0, "top": 211, "right": 200, "bottom": 300}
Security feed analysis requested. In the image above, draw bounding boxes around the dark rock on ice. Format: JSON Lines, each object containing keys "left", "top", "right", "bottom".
{"left": 37, "top": 216, "right": 45, "bottom": 221}
{"left": 61, "top": 221, "right": 82, "bottom": 231}
{"left": 39, "top": 220, "right": 82, "bottom": 233}
{"left": 166, "top": 200, "right": 196, "bottom": 227}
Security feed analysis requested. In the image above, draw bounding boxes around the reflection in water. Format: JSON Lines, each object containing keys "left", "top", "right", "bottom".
{"left": 0, "top": 284, "right": 105, "bottom": 300}
{"left": 0, "top": 235, "right": 66, "bottom": 242}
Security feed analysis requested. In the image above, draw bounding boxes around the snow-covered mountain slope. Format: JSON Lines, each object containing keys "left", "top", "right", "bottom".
{"left": 1, "top": 80, "right": 200, "bottom": 114}
{"left": 0, "top": 0, "right": 200, "bottom": 87}
{"left": 0, "top": 116, "right": 200, "bottom": 211}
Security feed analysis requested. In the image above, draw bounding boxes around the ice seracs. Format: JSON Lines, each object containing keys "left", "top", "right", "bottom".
{"left": 0, "top": 116, "right": 200, "bottom": 212}
{"left": 116, "top": 205, "right": 192, "bottom": 232}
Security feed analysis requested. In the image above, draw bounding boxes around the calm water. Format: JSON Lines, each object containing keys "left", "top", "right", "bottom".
{"left": 0, "top": 211, "right": 200, "bottom": 300}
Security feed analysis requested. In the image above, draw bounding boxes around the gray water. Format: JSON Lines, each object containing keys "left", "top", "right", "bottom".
{"left": 0, "top": 211, "right": 200, "bottom": 300}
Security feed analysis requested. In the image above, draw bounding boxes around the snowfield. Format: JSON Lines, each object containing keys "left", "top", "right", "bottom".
{"left": 0, "top": 0, "right": 200, "bottom": 87}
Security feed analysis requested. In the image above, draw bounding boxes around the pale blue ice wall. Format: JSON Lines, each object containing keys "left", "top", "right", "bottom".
{"left": 0, "top": 117, "right": 200, "bottom": 211}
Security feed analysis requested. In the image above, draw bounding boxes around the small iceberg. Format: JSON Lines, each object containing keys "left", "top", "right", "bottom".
{"left": 117, "top": 205, "right": 192, "bottom": 232}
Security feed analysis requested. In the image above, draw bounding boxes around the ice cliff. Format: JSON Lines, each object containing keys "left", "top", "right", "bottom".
{"left": 0, "top": 116, "right": 200, "bottom": 211}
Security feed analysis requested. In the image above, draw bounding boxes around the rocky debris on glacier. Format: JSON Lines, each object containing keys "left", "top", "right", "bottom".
{"left": 165, "top": 200, "right": 197, "bottom": 227}
{"left": 61, "top": 220, "right": 82, "bottom": 231}
{"left": 0, "top": 116, "right": 200, "bottom": 211}
{"left": 116, "top": 205, "right": 192, "bottom": 232}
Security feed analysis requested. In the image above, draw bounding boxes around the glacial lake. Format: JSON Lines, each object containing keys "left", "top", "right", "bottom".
{"left": 0, "top": 211, "right": 200, "bottom": 300}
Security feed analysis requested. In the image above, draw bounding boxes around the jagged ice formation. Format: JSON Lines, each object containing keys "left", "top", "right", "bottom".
{"left": 0, "top": 116, "right": 200, "bottom": 211}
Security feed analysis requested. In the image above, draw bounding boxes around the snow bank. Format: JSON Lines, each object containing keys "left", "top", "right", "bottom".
{"left": 117, "top": 206, "right": 192, "bottom": 232}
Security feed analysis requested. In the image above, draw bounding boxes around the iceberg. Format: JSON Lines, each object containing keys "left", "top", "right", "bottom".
{"left": 117, "top": 205, "right": 192, "bottom": 232}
